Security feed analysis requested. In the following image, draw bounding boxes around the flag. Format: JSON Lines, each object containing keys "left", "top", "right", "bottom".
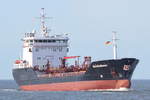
{"left": 105, "top": 41, "right": 111, "bottom": 45}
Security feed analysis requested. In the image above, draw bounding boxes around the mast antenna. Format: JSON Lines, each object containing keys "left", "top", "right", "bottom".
{"left": 112, "top": 31, "right": 118, "bottom": 59}
{"left": 39, "top": 8, "right": 52, "bottom": 37}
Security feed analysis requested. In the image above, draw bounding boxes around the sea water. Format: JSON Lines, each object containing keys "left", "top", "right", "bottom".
{"left": 0, "top": 80, "right": 150, "bottom": 100}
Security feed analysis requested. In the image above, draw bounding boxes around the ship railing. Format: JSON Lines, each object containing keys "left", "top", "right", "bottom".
{"left": 13, "top": 63, "right": 32, "bottom": 69}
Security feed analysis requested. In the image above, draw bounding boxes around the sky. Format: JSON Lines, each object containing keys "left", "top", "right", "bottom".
{"left": 0, "top": 0, "right": 150, "bottom": 80}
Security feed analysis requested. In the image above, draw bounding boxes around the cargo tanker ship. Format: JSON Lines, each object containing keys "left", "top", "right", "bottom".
{"left": 13, "top": 8, "right": 139, "bottom": 91}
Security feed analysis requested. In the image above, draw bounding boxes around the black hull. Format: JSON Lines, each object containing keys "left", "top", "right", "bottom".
{"left": 13, "top": 58, "right": 139, "bottom": 90}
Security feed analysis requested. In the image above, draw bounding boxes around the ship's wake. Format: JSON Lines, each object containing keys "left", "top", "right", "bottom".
{"left": 0, "top": 88, "right": 18, "bottom": 92}
{"left": 87, "top": 88, "right": 132, "bottom": 92}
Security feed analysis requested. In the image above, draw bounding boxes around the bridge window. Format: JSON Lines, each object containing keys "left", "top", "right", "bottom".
{"left": 30, "top": 40, "right": 33, "bottom": 42}
{"left": 34, "top": 40, "right": 38, "bottom": 42}
{"left": 52, "top": 40, "right": 56, "bottom": 42}
{"left": 43, "top": 40, "right": 47, "bottom": 42}
{"left": 39, "top": 40, "right": 42, "bottom": 42}
{"left": 34, "top": 39, "right": 57, "bottom": 43}
{"left": 63, "top": 40, "right": 66, "bottom": 43}
{"left": 48, "top": 40, "right": 52, "bottom": 42}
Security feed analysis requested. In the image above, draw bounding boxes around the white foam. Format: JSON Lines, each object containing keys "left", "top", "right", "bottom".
{"left": 87, "top": 88, "right": 130, "bottom": 92}
{"left": 0, "top": 89, "right": 18, "bottom": 92}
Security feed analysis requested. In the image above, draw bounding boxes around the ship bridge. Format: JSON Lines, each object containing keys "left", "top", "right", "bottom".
{"left": 22, "top": 30, "right": 69, "bottom": 68}
{"left": 16, "top": 8, "right": 69, "bottom": 69}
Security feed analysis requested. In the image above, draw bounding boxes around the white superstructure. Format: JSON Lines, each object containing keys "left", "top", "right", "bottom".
{"left": 15, "top": 8, "right": 69, "bottom": 68}
{"left": 112, "top": 31, "right": 118, "bottom": 59}
{"left": 112, "top": 31, "right": 119, "bottom": 59}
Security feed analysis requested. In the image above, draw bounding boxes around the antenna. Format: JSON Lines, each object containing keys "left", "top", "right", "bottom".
{"left": 41, "top": 8, "right": 46, "bottom": 30}
{"left": 39, "top": 8, "right": 52, "bottom": 37}
{"left": 112, "top": 31, "right": 118, "bottom": 59}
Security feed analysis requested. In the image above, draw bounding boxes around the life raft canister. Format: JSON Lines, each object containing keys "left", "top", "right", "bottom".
{"left": 15, "top": 60, "right": 21, "bottom": 64}
{"left": 123, "top": 65, "right": 130, "bottom": 71}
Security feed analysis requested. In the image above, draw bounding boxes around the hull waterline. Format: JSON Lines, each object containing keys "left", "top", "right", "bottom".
{"left": 20, "top": 80, "right": 130, "bottom": 91}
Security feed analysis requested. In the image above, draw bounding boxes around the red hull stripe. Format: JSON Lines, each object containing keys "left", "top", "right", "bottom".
{"left": 20, "top": 80, "right": 130, "bottom": 91}
{"left": 63, "top": 56, "right": 80, "bottom": 59}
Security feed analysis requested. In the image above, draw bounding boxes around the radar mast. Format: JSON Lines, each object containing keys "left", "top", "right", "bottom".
{"left": 40, "top": 8, "right": 50, "bottom": 37}
{"left": 112, "top": 31, "right": 118, "bottom": 59}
